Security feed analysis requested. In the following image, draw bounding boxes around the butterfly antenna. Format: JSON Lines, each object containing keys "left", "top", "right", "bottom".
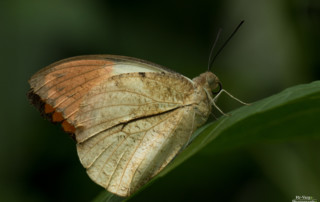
{"left": 208, "top": 28, "right": 222, "bottom": 71}
{"left": 208, "top": 20, "right": 244, "bottom": 71}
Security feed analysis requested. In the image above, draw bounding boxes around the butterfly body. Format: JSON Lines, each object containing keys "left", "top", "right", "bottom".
{"left": 28, "top": 55, "right": 219, "bottom": 196}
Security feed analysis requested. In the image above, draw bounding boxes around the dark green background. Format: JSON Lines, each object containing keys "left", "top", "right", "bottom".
{"left": 1, "top": 0, "right": 319, "bottom": 201}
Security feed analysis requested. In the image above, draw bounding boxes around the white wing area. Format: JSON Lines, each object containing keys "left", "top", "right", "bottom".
{"left": 75, "top": 72, "right": 196, "bottom": 196}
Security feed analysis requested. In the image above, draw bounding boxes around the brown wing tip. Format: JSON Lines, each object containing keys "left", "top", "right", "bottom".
{"left": 27, "top": 89, "right": 76, "bottom": 139}
{"left": 27, "top": 89, "right": 52, "bottom": 121}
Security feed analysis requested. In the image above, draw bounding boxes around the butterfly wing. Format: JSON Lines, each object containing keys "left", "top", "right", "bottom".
{"left": 75, "top": 72, "right": 197, "bottom": 196}
{"left": 28, "top": 55, "right": 171, "bottom": 133}
{"left": 28, "top": 55, "right": 202, "bottom": 197}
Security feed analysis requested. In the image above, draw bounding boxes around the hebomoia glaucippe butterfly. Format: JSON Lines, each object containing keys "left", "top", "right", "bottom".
{"left": 27, "top": 21, "right": 246, "bottom": 197}
{"left": 28, "top": 55, "right": 221, "bottom": 196}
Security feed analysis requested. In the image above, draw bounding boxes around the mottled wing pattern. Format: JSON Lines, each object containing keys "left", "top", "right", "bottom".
{"left": 75, "top": 72, "right": 197, "bottom": 196}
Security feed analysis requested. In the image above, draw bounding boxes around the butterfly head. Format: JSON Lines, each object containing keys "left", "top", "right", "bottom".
{"left": 193, "top": 71, "right": 221, "bottom": 94}
{"left": 206, "top": 72, "right": 222, "bottom": 94}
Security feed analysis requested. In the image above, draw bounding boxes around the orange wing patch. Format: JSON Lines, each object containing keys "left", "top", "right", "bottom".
{"left": 28, "top": 57, "right": 114, "bottom": 135}
{"left": 44, "top": 103, "right": 55, "bottom": 113}
{"left": 62, "top": 120, "right": 76, "bottom": 133}
{"left": 52, "top": 111, "right": 64, "bottom": 122}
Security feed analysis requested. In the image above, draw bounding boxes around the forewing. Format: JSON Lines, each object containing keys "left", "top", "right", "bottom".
{"left": 28, "top": 55, "right": 170, "bottom": 132}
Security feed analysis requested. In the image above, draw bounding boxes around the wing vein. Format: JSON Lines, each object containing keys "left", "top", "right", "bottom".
{"left": 83, "top": 106, "right": 181, "bottom": 165}
{"left": 82, "top": 75, "right": 188, "bottom": 103}
{"left": 97, "top": 135, "right": 129, "bottom": 186}
{"left": 79, "top": 102, "right": 157, "bottom": 114}
{"left": 79, "top": 89, "right": 182, "bottom": 114}
{"left": 129, "top": 108, "right": 184, "bottom": 188}
{"left": 105, "top": 149, "right": 128, "bottom": 189}
{"left": 51, "top": 72, "right": 108, "bottom": 109}
{"left": 46, "top": 66, "right": 107, "bottom": 99}
{"left": 34, "top": 63, "right": 109, "bottom": 92}
{"left": 81, "top": 128, "right": 126, "bottom": 168}
{"left": 119, "top": 109, "right": 183, "bottom": 193}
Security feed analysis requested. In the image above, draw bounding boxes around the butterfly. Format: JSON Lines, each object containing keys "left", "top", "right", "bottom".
{"left": 27, "top": 22, "right": 246, "bottom": 197}
{"left": 27, "top": 54, "right": 222, "bottom": 196}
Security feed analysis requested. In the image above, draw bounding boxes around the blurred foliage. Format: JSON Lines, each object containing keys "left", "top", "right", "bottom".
{"left": 0, "top": 0, "right": 319, "bottom": 201}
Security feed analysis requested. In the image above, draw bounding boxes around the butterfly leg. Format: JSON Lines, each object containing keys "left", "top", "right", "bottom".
{"left": 209, "top": 89, "right": 250, "bottom": 116}
{"left": 211, "top": 98, "right": 230, "bottom": 116}
{"left": 218, "top": 89, "right": 250, "bottom": 106}
{"left": 204, "top": 88, "right": 229, "bottom": 116}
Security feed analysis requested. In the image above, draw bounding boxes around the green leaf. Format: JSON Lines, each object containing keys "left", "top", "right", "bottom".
{"left": 94, "top": 80, "right": 320, "bottom": 201}
{"left": 92, "top": 191, "right": 125, "bottom": 202}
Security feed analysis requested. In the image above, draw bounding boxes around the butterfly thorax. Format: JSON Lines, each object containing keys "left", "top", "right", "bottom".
{"left": 190, "top": 71, "right": 219, "bottom": 129}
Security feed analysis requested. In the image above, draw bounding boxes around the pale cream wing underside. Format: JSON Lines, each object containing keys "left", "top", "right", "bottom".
{"left": 75, "top": 72, "right": 196, "bottom": 196}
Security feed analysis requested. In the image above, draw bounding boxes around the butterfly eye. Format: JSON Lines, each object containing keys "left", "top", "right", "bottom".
{"left": 212, "top": 81, "right": 222, "bottom": 94}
